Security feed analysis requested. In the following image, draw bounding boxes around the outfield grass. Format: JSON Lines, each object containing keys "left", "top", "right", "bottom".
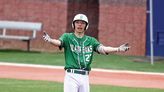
{"left": 0, "top": 78, "right": 164, "bottom": 92}
{"left": 0, "top": 49, "right": 164, "bottom": 72}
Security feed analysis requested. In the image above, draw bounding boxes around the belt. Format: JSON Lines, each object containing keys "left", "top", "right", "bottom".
{"left": 66, "top": 69, "right": 89, "bottom": 75}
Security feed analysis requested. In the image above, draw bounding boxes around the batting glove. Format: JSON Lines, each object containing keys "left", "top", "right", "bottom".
{"left": 118, "top": 43, "right": 130, "bottom": 52}
{"left": 43, "top": 32, "right": 52, "bottom": 42}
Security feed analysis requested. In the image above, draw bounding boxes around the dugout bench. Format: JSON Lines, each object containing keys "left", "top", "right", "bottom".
{"left": 0, "top": 20, "right": 42, "bottom": 51}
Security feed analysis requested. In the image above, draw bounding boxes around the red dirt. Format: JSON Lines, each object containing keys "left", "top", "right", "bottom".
{"left": 0, "top": 65, "right": 164, "bottom": 89}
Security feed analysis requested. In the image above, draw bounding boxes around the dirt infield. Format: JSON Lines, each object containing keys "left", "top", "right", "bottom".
{"left": 0, "top": 63, "right": 164, "bottom": 89}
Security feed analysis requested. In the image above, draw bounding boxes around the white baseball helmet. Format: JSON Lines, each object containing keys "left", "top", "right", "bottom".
{"left": 72, "top": 14, "right": 89, "bottom": 30}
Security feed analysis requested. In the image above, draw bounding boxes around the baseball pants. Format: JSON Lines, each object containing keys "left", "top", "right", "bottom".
{"left": 64, "top": 71, "right": 89, "bottom": 92}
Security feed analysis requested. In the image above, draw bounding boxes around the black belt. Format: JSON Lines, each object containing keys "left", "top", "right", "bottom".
{"left": 66, "top": 69, "right": 89, "bottom": 75}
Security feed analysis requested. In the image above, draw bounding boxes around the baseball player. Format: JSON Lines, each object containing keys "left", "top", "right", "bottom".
{"left": 43, "top": 14, "right": 130, "bottom": 92}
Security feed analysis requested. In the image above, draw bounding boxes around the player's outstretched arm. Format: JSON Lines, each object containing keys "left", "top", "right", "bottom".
{"left": 98, "top": 43, "right": 130, "bottom": 55}
{"left": 42, "top": 31, "right": 61, "bottom": 46}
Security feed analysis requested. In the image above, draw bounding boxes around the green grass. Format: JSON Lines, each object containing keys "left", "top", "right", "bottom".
{"left": 0, "top": 78, "right": 63, "bottom": 92}
{"left": 0, "top": 78, "right": 164, "bottom": 92}
{"left": 0, "top": 49, "right": 65, "bottom": 65}
{"left": 0, "top": 49, "right": 164, "bottom": 73}
{"left": 92, "top": 54, "right": 164, "bottom": 72}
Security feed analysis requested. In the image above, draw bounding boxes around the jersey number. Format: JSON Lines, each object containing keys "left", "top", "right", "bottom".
{"left": 85, "top": 54, "right": 92, "bottom": 62}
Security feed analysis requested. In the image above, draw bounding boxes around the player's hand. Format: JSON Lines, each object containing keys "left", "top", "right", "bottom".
{"left": 43, "top": 31, "right": 52, "bottom": 42}
{"left": 118, "top": 43, "right": 130, "bottom": 52}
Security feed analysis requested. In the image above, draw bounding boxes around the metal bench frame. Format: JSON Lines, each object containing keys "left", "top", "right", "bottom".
{"left": 0, "top": 21, "right": 42, "bottom": 51}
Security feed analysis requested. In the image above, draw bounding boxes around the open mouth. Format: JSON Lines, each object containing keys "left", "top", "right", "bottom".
{"left": 77, "top": 27, "right": 83, "bottom": 30}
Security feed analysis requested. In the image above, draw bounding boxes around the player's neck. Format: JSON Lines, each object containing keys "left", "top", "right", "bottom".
{"left": 74, "top": 31, "right": 84, "bottom": 38}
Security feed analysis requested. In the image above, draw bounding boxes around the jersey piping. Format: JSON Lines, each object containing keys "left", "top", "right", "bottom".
{"left": 73, "top": 38, "right": 82, "bottom": 69}
{"left": 82, "top": 38, "right": 88, "bottom": 69}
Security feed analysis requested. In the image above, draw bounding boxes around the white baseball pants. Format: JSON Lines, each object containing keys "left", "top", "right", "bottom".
{"left": 64, "top": 72, "right": 89, "bottom": 92}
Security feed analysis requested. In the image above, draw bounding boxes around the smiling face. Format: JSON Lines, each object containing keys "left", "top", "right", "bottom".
{"left": 74, "top": 20, "right": 87, "bottom": 33}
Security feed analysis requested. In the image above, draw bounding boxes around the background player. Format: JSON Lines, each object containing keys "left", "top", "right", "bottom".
{"left": 43, "top": 13, "right": 130, "bottom": 92}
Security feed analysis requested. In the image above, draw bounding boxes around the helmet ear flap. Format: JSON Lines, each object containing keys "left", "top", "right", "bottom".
{"left": 72, "top": 21, "right": 77, "bottom": 29}
{"left": 85, "top": 24, "right": 89, "bottom": 30}
{"left": 72, "top": 22, "right": 75, "bottom": 29}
